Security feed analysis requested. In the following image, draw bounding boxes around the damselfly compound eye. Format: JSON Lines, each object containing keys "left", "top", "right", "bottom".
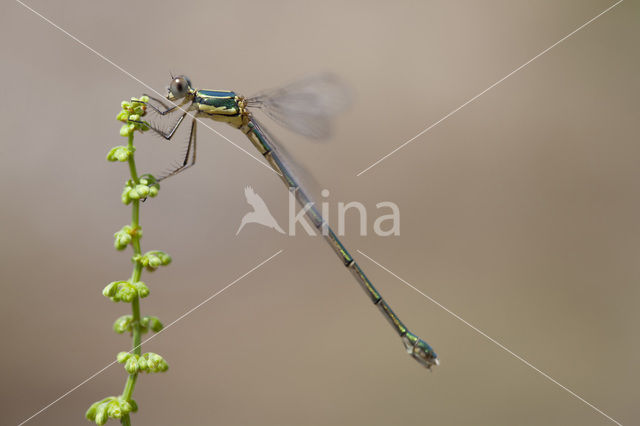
{"left": 169, "top": 76, "right": 191, "bottom": 99}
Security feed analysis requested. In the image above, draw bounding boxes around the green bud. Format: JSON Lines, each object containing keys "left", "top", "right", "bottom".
{"left": 85, "top": 401, "right": 99, "bottom": 419}
{"left": 114, "top": 226, "right": 134, "bottom": 250}
{"left": 102, "top": 282, "right": 118, "bottom": 298}
{"left": 121, "top": 183, "right": 133, "bottom": 205}
{"left": 139, "top": 174, "right": 158, "bottom": 186}
{"left": 116, "top": 110, "right": 129, "bottom": 122}
{"left": 118, "top": 283, "right": 137, "bottom": 303}
{"left": 86, "top": 396, "right": 137, "bottom": 425}
{"left": 129, "top": 114, "right": 140, "bottom": 122}
{"left": 144, "top": 352, "right": 169, "bottom": 372}
{"left": 148, "top": 186, "right": 159, "bottom": 197}
{"left": 118, "top": 398, "right": 134, "bottom": 414}
{"left": 113, "top": 315, "right": 133, "bottom": 333}
{"left": 145, "top": 316, "right": 163, "bottom": 332}
{"left": 137, "top": 356, "right": 148, "bottom": 371}
{"left": 148, "top": 254, "right": 162, "bottom": 268}
{"left": 106, "top": 146, "right": 121, "bottom": 162}
{"left": 125, "top": 356, "right": 139, "bottom": 374}
{"left": 103, "top": 281, "right": 143, "bottom": 303}
{"left": 134, "top": 184, "right": 150, "bottom": 198}
{"left": 94, "top": 409, "right": 108, "bottom": 425}
{"left": 113, "top": 232, "right": 131, "bottom": 250}
{"left": 107, "top": 400, "right": 122, "bottom": 419}
{"left": 134, "top": 281, "right": 149, "bottom": 298}
{"left": 86, "top": 397, "right": 118, "bottom": 425}
{"left": 121, "top": 101, "right": 131, "bottom": 109}
{"left": 140, "top": 95, "right": 149, "bottom": 103}
{"left": 139, "top": 250, "right": 172, "bottom": 271}
{"left": 120, "top": 123, "right": 132, "bottom": 137}
{"left": 117, "top": 352, "right": 132, "bottom": 363}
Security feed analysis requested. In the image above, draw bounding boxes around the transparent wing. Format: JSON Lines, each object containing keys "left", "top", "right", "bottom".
{"left": 247, "top": 73, "right": 352, "bottom": 141}
{"left": 251, "top": 118, "right": 324, "bottom": 204}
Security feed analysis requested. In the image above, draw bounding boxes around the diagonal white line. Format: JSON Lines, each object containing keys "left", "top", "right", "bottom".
{"left": 136, "top": 249, "right": 283, "bottom": 348}
{"left": 356, "top": 0, "right": 624, "bottom": 176}
{"left": 15, "top": 361, "right": 119, "bottom": 426}
{"left": 15, "top": 0, "right": 276, "bottom": 175}
{"left": 357, "top": 249, "right": 623, "bottom": 426}
{"left": 16, "top": 249, "right": 284, "bottom": 426}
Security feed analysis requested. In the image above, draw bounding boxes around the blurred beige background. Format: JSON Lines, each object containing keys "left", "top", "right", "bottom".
{"left": 1, "top": 0, "right": 638, "bottom": 425}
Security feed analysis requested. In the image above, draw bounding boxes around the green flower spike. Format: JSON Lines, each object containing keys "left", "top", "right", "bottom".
{"left": 89, "top": 96, "right": 169, "bottom": 425}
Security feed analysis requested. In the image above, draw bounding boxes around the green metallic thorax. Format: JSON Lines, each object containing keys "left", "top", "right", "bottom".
{"left": 194, "top": 89, "right": 246, "bottom": 128}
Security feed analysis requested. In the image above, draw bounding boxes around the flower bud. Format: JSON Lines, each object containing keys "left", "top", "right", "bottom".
{"left": 117, "top": 352, "right": 132, "bottom": 363}
{"left": 102, "top": 282, "right": 118, "bottom": 298}
{"left": 107, "top": 401, "right": 122, "bottom": 419}
{"left": 118, "top": 398, "right": 134, "bottom": 414}
{"left": 116, "top": 111, "right": 129, "bottom": 122}
{"left": 113, "top": 315, "right": 133, "bottom": 334}
{"left": 146, "top": 316, "right": 163, "bottom": 332}
{"left": 134, "top": 281, "right": 149, "bottom": 298}
{"left": 118, "top": 284, "right": 137, "bottom": 303}
{"left": 137, "top": 357, "right": 148, "bottom": 371}
{"left": 114, "top": 228, "right": 133, "bottom": 250}
{"left": 119, "top": 124, "right": 132, "bottom": 137}
{"left": 94, "top": 409, "right": 108, "bottom": 425}
{"left": 125, "top": 357, "right": 139, "bottom": 374}
{"left": 86, "top": 397, "right": 118, "bottom": 425}
{"left": 121, "top": 183, "right": 134, "bottom": 205}
{"left": 134, "top": 184, "right": 150, "bottom": 198}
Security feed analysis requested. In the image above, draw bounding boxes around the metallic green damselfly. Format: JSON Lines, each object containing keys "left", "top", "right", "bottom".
{"left": 132, "top": 74, "right": 438, "bottom": 369}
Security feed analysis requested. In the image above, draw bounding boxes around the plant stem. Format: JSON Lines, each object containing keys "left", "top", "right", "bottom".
{"left": 121, "top": 133, "right": 144, "bottom": 424}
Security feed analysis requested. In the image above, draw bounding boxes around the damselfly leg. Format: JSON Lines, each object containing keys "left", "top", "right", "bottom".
{"left": 136, "top": 94, "right": 182, "bottom": 115}
{"left": 130, "top": 96, "right": 197, "bottom": 182}
{"left": 159, "top": 118, "right": 197, "bottom": 182}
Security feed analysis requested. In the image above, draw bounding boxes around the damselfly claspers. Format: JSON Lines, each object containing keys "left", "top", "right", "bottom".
{"left": 132, "top": 74, "right": 439, "bottom": 369}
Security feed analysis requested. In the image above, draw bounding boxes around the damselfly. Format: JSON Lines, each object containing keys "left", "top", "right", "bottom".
{"left": 132, "top": 74, "right": 438, "bottom": 369}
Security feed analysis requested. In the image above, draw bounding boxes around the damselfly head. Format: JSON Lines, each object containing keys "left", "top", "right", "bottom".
{"left": 167, "top": 75, "right": 193, "bottom": 101}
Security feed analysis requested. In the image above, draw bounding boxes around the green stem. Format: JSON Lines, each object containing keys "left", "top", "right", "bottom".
{"left": 127, "top": 133, "right": 140, "bottom": 183}
{"left": 121, "top": 132, "right": 144, "bottom": 425}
